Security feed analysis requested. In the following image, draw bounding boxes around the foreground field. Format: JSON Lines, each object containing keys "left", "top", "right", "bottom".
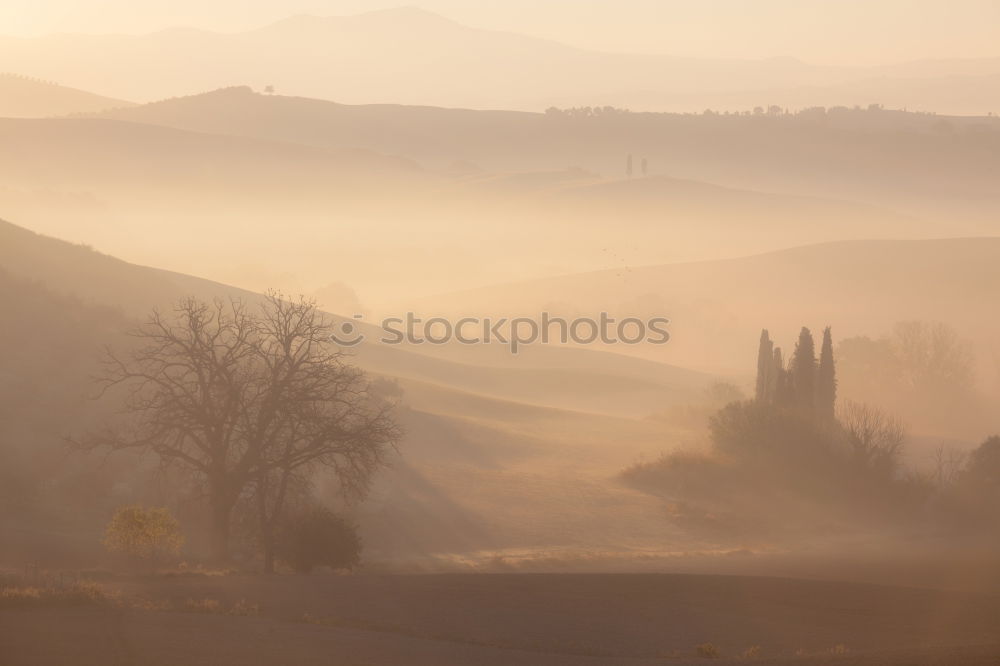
{"left": 3, "top": 574, "right": 999, "bottom": 665}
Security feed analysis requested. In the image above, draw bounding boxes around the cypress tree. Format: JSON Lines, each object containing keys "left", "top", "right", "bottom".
{"left": 755, "top": 329, "right": 774, "bottom": 402}
{"left": 816, "top": 326, "right": 837, "bottom": 419}
{"left": 773, "top": 346, "right": 791, "bottom": 405}
{"left": 789, "top": 327, "right": 817, "bottom": 410}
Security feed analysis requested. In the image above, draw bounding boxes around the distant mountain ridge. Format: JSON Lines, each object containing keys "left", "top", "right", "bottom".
{"left": 3, "top": 7, "right": 1000, "bottom": 113}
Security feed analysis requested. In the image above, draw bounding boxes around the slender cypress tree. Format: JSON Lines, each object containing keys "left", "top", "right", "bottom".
{"left": 773, "top": 346, "right": 791, "bottom": 405}
{"left": 816, "top": 326, "right": 837, "bottom": 419}
{"left": 755, "top": 329, "right": 774, "bottom": 402}
{"left": 789, "top": 327, "right": 817, "bottom": 410}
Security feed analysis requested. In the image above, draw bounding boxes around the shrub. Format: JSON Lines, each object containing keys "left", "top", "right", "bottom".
{"left": 966, "top": 436, "right": 1000, "bottom": 487}
{"left": 710, "top": 400, "right": 839, "bottom": 466}
{"left": 180, "top": 597, "right": 259, "bottom": 615}
{"left": 0, "top": 581, "right": 116, "bottom": 608}
{"left": 184, "top": 598, "right": 221, "bottom": 613}
{"left": 276, "top": 508, "right": 361, "bottom": 573}
{"left": 838, "top": 400, "right": 905, "bottom": 477}
{"left": 103, "top": 505, "right": 184, "bottom": 567}
{"left": 229, "top": 599, "right": 260, "bottom": 616}
{"left": 695, "top": 643, "right": 720, "bottom": 658}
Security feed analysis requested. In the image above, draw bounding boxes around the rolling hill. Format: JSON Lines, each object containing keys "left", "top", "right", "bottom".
{"left": 421, "top": 237, "right": 1000, "bottom": 376}
{"left": 0, "top": 116, "right": 418, "bottom": 196}
{"left": 0, "top": 73, "right": 133, "bottom": 117}
{"left": 85, "top": 87, "right": 1000, "bottom": 223}
{"left": 6, "top": 105, "right": 977, "bottom": 306}
{"left": 0, "top": 115, "right": 437, "bottom": 292}
{"left": 0, "top": 218, "right": 709, "bottom": 566}
{"left": 412, "top": 236, "right": 1000, "bottom": 446}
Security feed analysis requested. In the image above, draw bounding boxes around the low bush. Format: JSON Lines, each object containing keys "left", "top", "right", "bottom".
{"left": 276, "top": 507, "right": 361, "bottom": 573}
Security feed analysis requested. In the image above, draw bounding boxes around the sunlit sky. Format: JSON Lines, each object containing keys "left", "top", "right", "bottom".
{"left": 2, "top": 0, "right": 999, "bottom": 65}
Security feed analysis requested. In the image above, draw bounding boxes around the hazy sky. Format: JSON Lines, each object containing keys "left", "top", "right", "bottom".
{"left": 2, "top": 0, "right": 999, "bottom": 65}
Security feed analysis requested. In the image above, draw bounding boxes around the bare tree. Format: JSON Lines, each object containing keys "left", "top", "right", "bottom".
{"left": 837, "top": 400, "right": 906, "bottom": 474}
{"left": 248, "top": 296, "right": 399, "bottom": 572}
{"left": 931, "top": 444, "right": 967, "bottom": 487}
{"left": 82, "top": 294, "right": 399, "bottom": 564}
{"left": 891, "top": 321, "right": 973, "bottom": 393}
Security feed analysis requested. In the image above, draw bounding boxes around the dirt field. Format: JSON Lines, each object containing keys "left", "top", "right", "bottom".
{"left": 3, "top": 573, "right": 999, "bottom": 665}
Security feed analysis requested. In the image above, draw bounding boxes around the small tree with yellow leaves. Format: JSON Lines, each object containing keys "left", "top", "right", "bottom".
{"left": 103, "top": 505, "right": 184, "bottom": 569}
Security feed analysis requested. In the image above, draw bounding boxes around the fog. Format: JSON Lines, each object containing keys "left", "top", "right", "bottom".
{"left": 5, "top": 0, "right": 1000, "bottom": 66}
{"left": 1, "top": 5, "right": 999, "bottom": 666}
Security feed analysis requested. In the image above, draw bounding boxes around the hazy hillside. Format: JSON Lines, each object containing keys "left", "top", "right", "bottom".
{"left": 4, "top": 105, "right": 968, "bottom": 305}
{"left": 91, "top": 86, "right": 536, "bottom": 169}
{"left": 88, "top": 88, "right": 1000, "bottom": 222}
{"left": 3, "top": 8, "right": 1000, "bottom": 113}
{"left": 0, "top": 218, "right": 708, "bottom": 565}
{"left": 0, "top": 218, "right": 705, "bottom": 411}
{"left": 424, "top": 237, "right": 1000, "bottom": 376}
{"left": 0, "top": 116, "right": 438, "bottom": 292}
{"left": 0, "top": 268, "right": 138, "bottom": 564}
{"left": 0, "top": 117, "right": 417, "bottom": 197}
{"left": 0, "top": 73, "right": 133, "bottom": 117}
{"left": 537, "top": 175, "right": 918, "bottom": 238}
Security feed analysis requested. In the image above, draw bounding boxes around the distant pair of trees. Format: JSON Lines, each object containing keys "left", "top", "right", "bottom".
{"left": 625, "top": 154, "right": 648, "bottom": 178}
{"left": 83, "top": 294, "right": 400, "bottom": 571}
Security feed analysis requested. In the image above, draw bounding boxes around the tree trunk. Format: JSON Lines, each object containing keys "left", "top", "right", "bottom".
{"left": 209, "top": 493, "right": 234, "bottom": 564}
{"left": 257, "top": 473, "right": 277, "bottom": 574}
{"left": 257, "top": 467, "right": 293, "bottom": 575}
